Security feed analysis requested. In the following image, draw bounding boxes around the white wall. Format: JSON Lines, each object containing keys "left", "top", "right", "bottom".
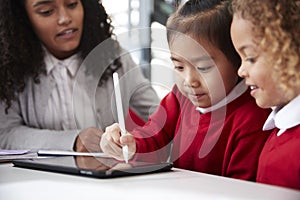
{"left": 102, "top": 0, "right": 174, "bottom": 99}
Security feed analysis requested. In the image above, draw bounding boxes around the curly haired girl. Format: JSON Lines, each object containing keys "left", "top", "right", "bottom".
{"left": 231, "top": 0, "right": 300, "bottom": 190}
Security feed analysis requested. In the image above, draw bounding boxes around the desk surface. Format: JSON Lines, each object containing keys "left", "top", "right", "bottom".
{"left": 0, "top": 163, "right": 299, "bottom": 200}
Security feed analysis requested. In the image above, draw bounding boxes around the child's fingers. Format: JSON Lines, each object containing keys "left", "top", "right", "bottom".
{"left": 120, "top": 134, "right": 135, "bottom": 146}
{"left": 101, "top": 123, "right": 128, "bottom": 160}
{"left": 107, "top": 142, "right": 124, "bottom": 160}
{"left": 105, "top": 123, "right": 122, "bottom": 144}
{"left": 100, "top": 133, "right": 124, "bottom": 160}
{"left": 120, "top": 134, "right": 136, "bottom": 160}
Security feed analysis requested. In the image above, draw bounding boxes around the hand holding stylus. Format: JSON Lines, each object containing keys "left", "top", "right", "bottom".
{"left": 100, "top": 72, "right": 136, "bottom": 162}
{"left": 100, "top": 123, "right": 136, "bottom": 161}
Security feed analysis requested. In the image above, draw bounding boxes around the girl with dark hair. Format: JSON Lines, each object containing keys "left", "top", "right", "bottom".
{"left": 0, "top": 0, "right": 159, "bottom": 152}
{"left": 100, "top": 0, "right": 271, "bottom": 181}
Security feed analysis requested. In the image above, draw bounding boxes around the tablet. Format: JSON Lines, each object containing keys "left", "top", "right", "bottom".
{"left": 12, "top": 156, "right": 173, "bottom": 178}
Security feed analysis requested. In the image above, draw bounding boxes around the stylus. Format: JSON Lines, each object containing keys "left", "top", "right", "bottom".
{"left": 37, "top": 150, "right": 110, "bottom": 157}
{"left": 113, "top": 72, "right": 129, "bottom": 163}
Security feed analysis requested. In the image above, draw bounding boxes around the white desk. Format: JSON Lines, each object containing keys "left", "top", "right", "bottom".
{"left": 0, "top": 163, "right": 299, "bottom": 200}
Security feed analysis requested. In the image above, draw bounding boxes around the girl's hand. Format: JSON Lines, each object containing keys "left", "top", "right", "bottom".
{"left": 100, "top": 123, "right": 136, "bottom": 161}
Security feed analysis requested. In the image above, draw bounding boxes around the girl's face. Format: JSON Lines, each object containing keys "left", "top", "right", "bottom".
{"left": 231, "top": 14, "right": 288, "bottom": 108}
{"left": 25, "top": 0, "right": 84, "bottom": 59}
{"left": 169, "top": 34, "right": 238, "bottom": 108}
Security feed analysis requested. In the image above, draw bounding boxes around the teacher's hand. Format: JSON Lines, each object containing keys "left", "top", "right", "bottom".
{"left": 74, "top": 127, "right": 103, "bottom": 152}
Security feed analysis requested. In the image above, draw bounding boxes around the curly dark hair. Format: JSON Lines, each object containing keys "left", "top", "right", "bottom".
{"left": 0, "top": 0, "right": 122, "bottom": 111}
{"left": 231, "top": 0, "right": 300, "bottom": 99}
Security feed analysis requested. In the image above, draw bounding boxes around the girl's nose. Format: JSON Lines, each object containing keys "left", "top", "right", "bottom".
{"left": 237, "top": 63, "right": 248, "bottom": 78}
{"left": 184, "top": 70, "right": 201, "bottom": 88}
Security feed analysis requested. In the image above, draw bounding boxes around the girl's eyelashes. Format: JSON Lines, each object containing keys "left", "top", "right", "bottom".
{"left": 197, "top": 66, "right": 213, "bottom": 72}
{"left": 174, "top": 65, "right": 214, "bottom": 72}
{"left": 174, "top": 65, "right": 213, "bottom": 72}
{"left": 174, "top": 66, "right": 184, "bottom": 71}
{"left": 245, "top": 57, "right": 257, "bottom": 63}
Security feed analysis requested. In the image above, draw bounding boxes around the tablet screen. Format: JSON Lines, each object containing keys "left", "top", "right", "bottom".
{"left": 13, "top": 156, "right": 173, "bottom": 178}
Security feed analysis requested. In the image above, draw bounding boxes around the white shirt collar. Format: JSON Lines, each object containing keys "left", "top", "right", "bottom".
{"left": 196, "top": 80, "right": 248, "bottom": 114}
{"left": 44, "top": 48, "right": 81, "bottom": 77}
{"left": 263, "top": 94, "right": 300, "bottom": 136}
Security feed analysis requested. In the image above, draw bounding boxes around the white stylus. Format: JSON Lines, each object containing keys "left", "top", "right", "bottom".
{"left": 113, "top": 72, "right": 129, "bottom": 163}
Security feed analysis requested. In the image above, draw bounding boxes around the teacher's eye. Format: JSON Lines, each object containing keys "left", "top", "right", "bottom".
{"left": 197, "top": 66, "right": 212, "bottom": 72}
{"left": 38, "top": 9, "right": 54, "bottom": 16}
{"left": 68, "top": 1, "right": 79, "bottom": 8}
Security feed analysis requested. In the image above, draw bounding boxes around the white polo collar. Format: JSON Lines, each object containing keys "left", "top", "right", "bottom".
{"left": 263, "top": 94, "right": 300, "bottom": 136}
{"left": 196, "top": 80, "right": 248, "bottom": 114}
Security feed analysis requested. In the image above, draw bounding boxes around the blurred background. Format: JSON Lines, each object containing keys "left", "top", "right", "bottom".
{"left": 102, "top": 0, "right": 187, "bottom": 99}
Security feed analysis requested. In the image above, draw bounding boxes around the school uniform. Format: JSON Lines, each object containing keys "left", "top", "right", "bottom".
{"left": 257, "top": 94, "right": 300, "bottom": 190}
{"left": 133, "top": 81, "right": 271, "bottom": 181}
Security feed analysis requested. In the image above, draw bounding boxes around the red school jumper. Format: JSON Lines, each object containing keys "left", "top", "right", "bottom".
{"left": 257, "top": 126, "right": 300, "bottom": 190}
{"left": 132, "top": 85, "right": 271, "bottom": 181}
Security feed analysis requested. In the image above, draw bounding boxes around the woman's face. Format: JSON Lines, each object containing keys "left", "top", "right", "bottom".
{"left": 25, "top": 0, "right": 84, "bottom": 59}
{"left": 231, "top": 14, "right": 289, "bottom": 108}
{"left": 169, "top": 34, "right": 238, "bottom": 108}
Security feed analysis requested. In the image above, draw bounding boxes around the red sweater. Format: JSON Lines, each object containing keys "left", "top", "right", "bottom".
{"left": 257, "top": 126, "right": 300, "bottom": 190}
{"left": 133, "top": 86, "right": 271, "bottom": 181}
